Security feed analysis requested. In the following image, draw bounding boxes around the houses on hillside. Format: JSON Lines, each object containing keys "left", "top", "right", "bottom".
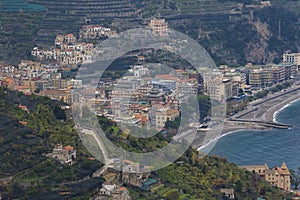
{"left": 47, "top": 144, "right": 76, "bottom": 165}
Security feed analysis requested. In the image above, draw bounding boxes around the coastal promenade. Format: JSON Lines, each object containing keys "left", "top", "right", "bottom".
{"left": 233, "top": 83, "right": 300, "bottom": 122}
{"left": 223, "top": 82, "right": 300, "bottom": 133}
{"left": 193, "top": 81, "right": 300, "bottom": 150}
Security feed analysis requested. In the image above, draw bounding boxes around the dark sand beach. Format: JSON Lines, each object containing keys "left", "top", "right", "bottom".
{"left": 192, "top": 83, "right": 300, "bottom": 150}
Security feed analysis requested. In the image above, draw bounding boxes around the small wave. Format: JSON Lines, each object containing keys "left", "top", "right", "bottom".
{"left": 197, "top": 130, "right": 242, "bottom": 153}
{"left": 273, "top": 98, "right": 300, "bottom": 123}
{"left": 198, "top": 98, "right": 300, "bottom": 154}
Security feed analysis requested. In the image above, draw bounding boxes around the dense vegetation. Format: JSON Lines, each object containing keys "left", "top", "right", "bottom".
{"left": 131, "top": 0, "right": 300, "bottom": 65}
{"left": 128, "top": 151, "right": 293, "bottom": 200}
{"left": 252, "top": 81, "right": 292, "bottom": 100}
{"left": 95, "top": 94, "right": 293, "bottom": 199}
{"left": 1, "top": 0, "right": 300, "bottom": 198}
{"left": 0, "top": 87, "right": 296, "bottom": 199}
{"left": 0, "top": 0, "right": 46, "bottom": 12}
{"left": 0, "top": 87, "right": 103, "bottom": 199}
{"left": 0, "top": 12, "right": 45, "bottom": 65}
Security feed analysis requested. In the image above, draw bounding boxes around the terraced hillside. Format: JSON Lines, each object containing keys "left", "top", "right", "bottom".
{"left": 175, "top": 0, "right": 238, "bottom": 14}
{"left": 272, "top": 0, "right": 300, "bottom": 12}
{"left": 1, "top": 0, "right": 300, "bottom": 65}
{"left": 29, "top": 0, "right": 140, "bottom": 46}
{"left": 0, "top": 12, "right": 45, "bottom": 65}
{"left": 0, "top": 0, "right": 46, "bottom": 12}
{"left": 132, "top": 0, "right": 241, "bottom": 19}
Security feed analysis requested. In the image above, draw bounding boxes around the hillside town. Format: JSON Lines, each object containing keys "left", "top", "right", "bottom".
{"left": 0, "top": 18, "right": 299, "bottom": 134}
{"left": 1, "top": 18, "right": 300, "bottom": 198}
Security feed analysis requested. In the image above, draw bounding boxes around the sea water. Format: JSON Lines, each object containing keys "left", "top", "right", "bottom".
{"left": 209, "top": 99, "right": 300, "bottom": 170}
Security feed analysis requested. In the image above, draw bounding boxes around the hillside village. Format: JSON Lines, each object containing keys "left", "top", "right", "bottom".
{"left": 1, "top": 15, "right": 300, "bottom": 199}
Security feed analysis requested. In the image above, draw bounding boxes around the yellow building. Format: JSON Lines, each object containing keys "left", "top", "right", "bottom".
{"left": 249, "top": 69, "right": 262, "bottom": 87}
{"left": 23, "top": 79, "right": 36, "bottom": 92}
{"left": 149, "top": 18, "right": 168, "bottom": 36}
{"left": 18, "top": 60, "right": 41, "bottom": 70}
{"left": 155, "top": 108, "right": 179, "bottom": 129}
{"left": 240, "top": 162, "right": 290, "bottom": 191}
{"left": 39, "top": 89, "right": 71, "bottom": 104}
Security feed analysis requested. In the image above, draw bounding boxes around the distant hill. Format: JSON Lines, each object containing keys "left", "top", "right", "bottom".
{"left": 28, "top": 0, "right": 141, "bottom": 46}
{"left": 0, "top": 12, "right": 45, "bottom": 65}
{"left": 0, "top": 0, "right": 46, "bottom": 13}
{"left": 1, "top": 0, "right": 300, "bottom": 65}
{"left": 135, "top": 0, "right": 300, "bottom": 65}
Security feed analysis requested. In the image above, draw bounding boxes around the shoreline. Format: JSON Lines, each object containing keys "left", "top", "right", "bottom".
{"left": 196, "top": 85, "right": 300, "bottom": 152}
{"left": 262, "top": 88, "right": 300, "bottom": 122}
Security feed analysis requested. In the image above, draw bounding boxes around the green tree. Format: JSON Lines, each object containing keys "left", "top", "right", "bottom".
{"left": 290, "top": 167, "right": 300, "bottom": 190}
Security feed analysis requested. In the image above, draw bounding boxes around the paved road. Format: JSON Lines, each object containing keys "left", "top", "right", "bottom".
{"left": 232, "top": 82, "right": 300, "bottom": 121}
{"left": 76, "top": 123, "right": 112, "bottom": 177}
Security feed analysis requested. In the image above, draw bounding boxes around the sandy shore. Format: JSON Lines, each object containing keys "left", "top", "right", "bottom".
{"left": 233, "top": 84, "right": 300, "bottom": 122}
{"left": 193, "top": 83, "right": 300, "bottom": 150}
{"left": 263, "top": 91, "right": 300, "bottom": 122}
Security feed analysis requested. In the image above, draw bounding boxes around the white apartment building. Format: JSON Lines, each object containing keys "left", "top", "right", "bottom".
{"left": 283, "top": 52, "right": 300, "bottom": 66}
{"left": 204, "top": 76, "right": 237, "bottom": 102}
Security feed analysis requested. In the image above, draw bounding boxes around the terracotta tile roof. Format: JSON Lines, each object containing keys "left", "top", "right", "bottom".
{"left": 63, "top": 145, "right": 74, "bottom": 151}
{"left": 175, "top": 69, "right": 184, "bottom": 73}
{"left": 166, "top": 109, "right": 179, "bottom": 115}
{"left": 119, "top": 186, "right": 127, "bottom": 191}
{"left": 40, "top": 89, "right": 69, "bottom": 96}
{"left": 140, "top": 117, "right": 148, "bottom": 122}
{"left": 155, "top": 74, "right": 177, "bottom": 80}
{"left": 16, "top": 85, "right": 30, "bottom": 90}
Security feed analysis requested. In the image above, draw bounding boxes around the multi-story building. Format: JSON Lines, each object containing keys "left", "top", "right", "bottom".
{"left": 47, "top": 144, "right": 76, "bottom": 165}
{"left": 204, "top": 76, "right": 237, "bottom": 102}
{"left": 246, "top": 63, "right": 297, "bottom": 87}
{"left": 177, "top": 80, "right": 198, "bottom": 95}
{"left": 248, "top": 69, "right": 273, "bottom": 88}
{"left": 283, "top": 52, "right": 300, "bottom": 67}
{"left": 39, "top": 89, "right": 71, "bottom": 103}
{"left": 240, "top": 162, "right": 290, "bottom": 191}
{"left": 155, "top": 108, "right": 179, "bottom": 129}
{"left": 32, "top": 34, "right": 94, "bottom": 66}
{"left": 111, "top": 76, "right": 145, "bottom": 101}
{"left": 149, "top": 18, "right": 168, "bottom": 36}
{"left": 145, "top": 88, "right": 166, "bottom": 104}
{"left": 131, "top": 65, "right": 148, "bottom": 78}
{"left": 122, "top": 160, "right": 150, "bottom": 187}
{"left": 64, "top": 34, "right": 77, "bottom": 44}
{"left": 55, "top": 35, "right": 64, "bottom": 47}
{"left": 79, "top": 25, "right": 116, "bottom": 39}
{"left": 18, "top": 60, "right": 41, "bottom": 70}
